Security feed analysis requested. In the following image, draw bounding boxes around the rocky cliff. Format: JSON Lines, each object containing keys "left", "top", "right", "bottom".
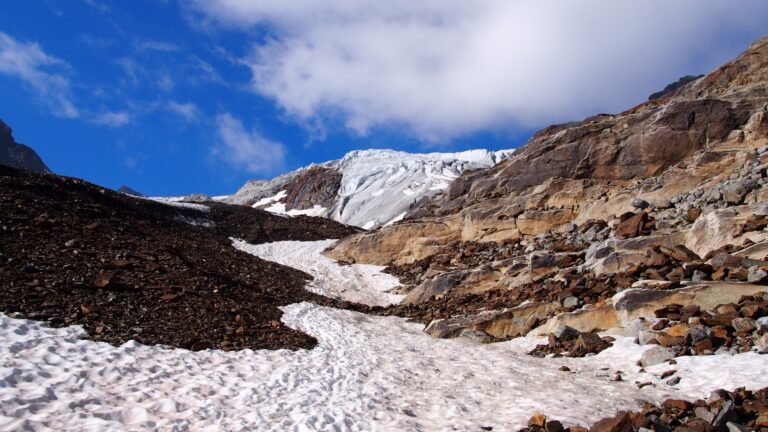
{"left": 329, "top": 38, "right": 768, "bottom": 355}
{"left": 0, "top": 119, "right": 50, "bottom": 173}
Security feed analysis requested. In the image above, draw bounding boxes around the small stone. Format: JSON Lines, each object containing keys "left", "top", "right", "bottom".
{"left": 562, "top": 296, "right": 579, "bottom": 308}
{"left": 686, "top": 325, "right": 710, "bottom": 344}
{"left": 662, "top": 398, "right": 690, "bottom": 411}
{"left": 553, "top": 325, "right": 580, "bottom": 341}
{"left": 747, "top": 266, "right": 768, "bottom": 283}
{"left": 640, "top": 346, "right": 675, "bottom": 367}
{"left": 93, "top": 271, "right": 116, "bottom": 288}
{"left": 631, "top": 197, "right": 650, "bottom": 209}
{"left": 637, "top": 382, "right": 653, "bottom": 389}
{"left": 559, "top": 366, "right": 571, "bottom": 372}
{"left": 755, "top": 333, "right": 768, "bottom": 353}
{"left": 528, "top": 412, "right": 547, "bottom": 428}
{"left": 713, "top": 400, "right": 736, "bottom": 430}
{"left": 666, "top": 376, "right": 681, "bottom": 386}
{"left": 692, "top": 269, "right": 708, "bottom": 282}
{"left": 660, "top": 370, "right": 676, "bottom": 379}
{"left": 694, "top": 406, "right": 715, "bottom": 423}
{"left": 545, "top": 420, "right": 564, "bottom": 432}
{"left": 731, "top": 317, "right": 757, "bottom": 334}
{"left": 725, "top": 422, "right": 748, "bottom": 432}
{"left": 564, "top": 223, "right": 577, "bottom": 233}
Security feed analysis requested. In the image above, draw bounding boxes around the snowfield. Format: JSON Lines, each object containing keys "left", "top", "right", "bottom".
{"left": 1, "top": 240, "right": 767, "bottom": 431}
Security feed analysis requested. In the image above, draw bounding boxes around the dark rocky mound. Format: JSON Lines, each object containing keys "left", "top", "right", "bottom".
{"left": 649, "top": 74, "right": 704, "bottom": 100}
{"left": 0, "top": 119, "right": 50, "bottom": 174}
{"left": 117, "top": 185, "right": 144, "bottom": 196}
{"left": 0, "top": 164, "right": 357, "bottom": 351}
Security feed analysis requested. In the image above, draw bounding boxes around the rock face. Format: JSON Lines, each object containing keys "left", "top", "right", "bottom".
{"left": 0, "top": 120, "right": 50, "bottom": 174}
{"left": 328, "top": 38, "right": 768, "bottom": 348}
{"left": 328, "top": 37, "right": 768, "bottom": 267}
{"left": 226, "top": 149, "right": 514, "bottom": 229}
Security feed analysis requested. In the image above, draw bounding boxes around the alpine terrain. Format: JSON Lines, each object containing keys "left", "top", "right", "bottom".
{"left": 1, "top": 26, "right": 768, "bottom": 432}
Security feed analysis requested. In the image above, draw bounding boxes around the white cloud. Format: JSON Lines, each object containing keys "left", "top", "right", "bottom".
{"left": 0, "top": 32, "right": 79, "bottom": 118}
{"left": 213, "top": 113, "right": 285, "bottom": 174}
{"left": 190, "top": 0, "right": 768, "bottom": 142}
{"left": 167, "top": 101, "right": 200, "bottom": 122}
{"left": 93, "top": 111, "right": 131, "bottom": 127}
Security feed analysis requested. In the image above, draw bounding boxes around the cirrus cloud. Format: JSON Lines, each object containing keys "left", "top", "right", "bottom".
{"left": 213, "top": 113, "right": 286, "bottom": 174}
{"left": 0, "top": 31, "right": 79, "bottom": 118}
{"left": 190, "top": 0, "right": 768, "bottom": 142}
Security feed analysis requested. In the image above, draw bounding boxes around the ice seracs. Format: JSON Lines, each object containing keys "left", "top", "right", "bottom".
{"left": 226, "top": 148, "right": 514, "bottom": 229}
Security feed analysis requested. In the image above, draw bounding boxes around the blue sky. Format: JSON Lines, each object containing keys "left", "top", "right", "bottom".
{"left": 1, "top": 1, "right": 766, "bottom": 196}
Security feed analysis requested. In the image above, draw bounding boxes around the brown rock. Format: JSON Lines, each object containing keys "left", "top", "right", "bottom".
{"left": 686, "top": 208, "right": 703, "bottom": 223}
{"left": 660, "top": 245, "right": 701, "bottom": 262}
{"left": 662, "top": 398, "right": 691, "bottom": 411}
{"left": 731, "top": 317, "right": 757, "bottom": 333}
{"left": 615, "top": 213, "right": 647, "bottom": 238}
{"left": 589, "top": 411, "right": 647, "bottom": 432}
{"left": 693, "top": 338, "right": 714, "bottom": 353}
{"left": 93, "top": 271, "right": 116, "bottom": 288}
{"left": 529, "top": 412, "right": 547, "bottom": 428}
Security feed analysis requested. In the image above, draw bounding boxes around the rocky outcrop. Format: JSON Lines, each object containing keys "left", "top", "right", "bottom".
{"left": 279, "top": 166, "right": 342, "bottom": 211}
{"left": 648, "top": 74, "right": 704, "bottom": 100}
{"left": 0, "top": 119, "right": 50, "bottom": 174}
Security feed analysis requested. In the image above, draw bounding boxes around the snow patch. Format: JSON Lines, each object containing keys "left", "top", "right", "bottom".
{"left": 385, "top": 212, "right": 407, "bottom": 226}
{"left": 264, "top": 203, "right": 327, "bottom": 218}
{"left": 253, "top": 190, "right": 287, "bottom": 208}
{"left": 145, "top": 197, "right": 210, "bottom": 213}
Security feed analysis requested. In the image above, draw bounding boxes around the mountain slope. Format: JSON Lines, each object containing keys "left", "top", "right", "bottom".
{"left": 0, "top": 163, "right": 359, "bottom": 351}
{"left": 329, "top": 37, "right": 768, "bottom": 266}
{"left": 325, "top": 37, "right": 768, "bottom": 349}
{"left": 227, "top": 148, "right": 514, "bottom": 229}
{"left": 0, "top": 119, "right": 50, "bottom": 173}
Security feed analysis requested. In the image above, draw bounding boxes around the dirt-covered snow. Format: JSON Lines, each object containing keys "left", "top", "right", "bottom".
{"left": 1, "top": 240, "right": 767, "bottom": 431}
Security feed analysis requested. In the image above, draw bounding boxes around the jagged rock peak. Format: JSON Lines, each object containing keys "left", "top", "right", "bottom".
{"left": 0, "top": 119, "right": 50, "bottom": 174}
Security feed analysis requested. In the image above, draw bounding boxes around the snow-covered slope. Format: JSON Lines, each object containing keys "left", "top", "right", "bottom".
{"left": 227, "top": 148, "right": 514, "bottom": 229}
{"left": 3, "top": 239, "right": 766, "bottom": 431}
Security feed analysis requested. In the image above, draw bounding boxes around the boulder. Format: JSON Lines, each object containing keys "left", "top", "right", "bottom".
{"left": 641, "top": 346, "right": 676, "bottom": 367}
